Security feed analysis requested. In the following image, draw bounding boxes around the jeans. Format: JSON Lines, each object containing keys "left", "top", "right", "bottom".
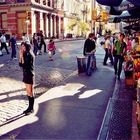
{"left": 114, "top": 55, "right": 124, "bottom": 77}
{"left": 86, "top": 54, "right": 96, "bottom": 76}
{"left": 1, "top": 42, "right": 9, "bottom": 54}
{"left": 103, "top": 48, "right": 113, "bottom": 65}
{"left": 11, "top": 46, "right": 16, "bottom": 58}
{"left": 41, "top": 41, "right": 46, "bottom": 52}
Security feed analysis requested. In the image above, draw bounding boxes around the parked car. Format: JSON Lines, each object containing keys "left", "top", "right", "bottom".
{"left": 66, "top": 33, "right": 73, "bottom": 38}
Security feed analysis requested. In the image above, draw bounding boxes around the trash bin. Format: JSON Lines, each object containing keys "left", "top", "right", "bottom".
{"left": 76, "top": 56, "right": 86, "bottom": 74}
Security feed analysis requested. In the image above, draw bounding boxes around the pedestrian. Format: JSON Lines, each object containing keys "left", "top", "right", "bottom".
{"left": 40, "top": 30, "right": 47, "bottom": 53}
{"left": 103, "top": 35, "right": 114, "bottom": 65}
{"left": 9, "top": 33, "right": 17, "bottom": 60}
{"left": 113, "top": 33, "right": 127, "bottom": 80}
{"left": 0, "top": 31, "right": 9, "bottom": 54}
{"left": 22, "top": 33, "right": 30, "bottom": 44}
{"left": 19, "top": 42, "right": 35, "bottom": 115}
{"left": 32, "top": 33, "right": 38, "bottom": 56}
{"left": 83, "top": 33, "right": 96, "bottom": 76}
{"left": 48, "top": 38, "right": 56, "bottom": 61}
{"left": 37, "top": 34, "right": 42, "bottom": 55}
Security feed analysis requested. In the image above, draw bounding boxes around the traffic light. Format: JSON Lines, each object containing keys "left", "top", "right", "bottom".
{"left": 101, "top": 11, "right": 108, "bottom": 22}
{"left": 92, "top": 9, "right": 97, "bottom": 20}
{"left": 26, "top": 11, "right": 30, "bottom": 20}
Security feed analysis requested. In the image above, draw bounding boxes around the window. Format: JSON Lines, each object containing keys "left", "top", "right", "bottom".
{"left": 1, "top": 13, "right": 7, "bottom": 29}
{"left": 43, "top": 0, "right": 46, "bottom": 5}
{"left": 35, "top": 0, "right": 40, "bottom": 3}
{"left": 47, "top": 0, "right": 50, "bottom": 6}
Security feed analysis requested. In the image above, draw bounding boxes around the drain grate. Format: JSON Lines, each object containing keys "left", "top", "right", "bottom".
{"left": 107, "top": 99, "right": 132, "bottom": 140}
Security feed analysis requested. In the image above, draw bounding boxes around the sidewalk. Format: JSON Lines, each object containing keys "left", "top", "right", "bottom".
{"left": 16, "top": 37, "right": 85, "bottom": 45}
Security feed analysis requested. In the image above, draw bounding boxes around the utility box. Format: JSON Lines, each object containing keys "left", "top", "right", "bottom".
{"left": 76, "top": 56, "right": 86, "bottom": 74}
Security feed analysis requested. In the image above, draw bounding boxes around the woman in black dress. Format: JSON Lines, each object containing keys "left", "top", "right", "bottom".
{"left": 19, "top": 42, "right": 35, "bottom": 115}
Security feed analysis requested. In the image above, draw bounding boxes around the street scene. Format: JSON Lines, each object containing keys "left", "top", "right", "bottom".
{"left": 0, "top": 0, "right": 140, "bottom": 140}
{"left": 0, "top": 39, "right": 115, "bottom": 139}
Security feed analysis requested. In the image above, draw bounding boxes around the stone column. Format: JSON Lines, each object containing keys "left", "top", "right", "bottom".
{"left": 47, "top": 14, "right": 51, "bottom": 38}
{"left": 31, "top": 11, "right": 36, "bottom": 35}
{"left": 51, "top": 15, "right": 54, "bottom": 37}
{"left": 56, "top": 16, "right": 59, "bottom": 38}
{"left": 40, "top": 12, "right": 43, "bottom": 31}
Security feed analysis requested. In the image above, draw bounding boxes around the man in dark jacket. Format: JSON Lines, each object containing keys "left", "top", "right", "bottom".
{"left": 83, "top": 33, "right": 96, "bottom": 75}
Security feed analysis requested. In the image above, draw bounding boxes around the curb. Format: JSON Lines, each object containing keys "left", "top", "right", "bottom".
{"left": 97, "top": 78, "right": 119, "bottom": 140}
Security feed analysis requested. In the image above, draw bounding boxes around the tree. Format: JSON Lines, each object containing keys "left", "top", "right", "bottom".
{"left": 79, "top": 21, "right": 90, "bottom": 36}
{"left": 67, "top": 19, "right": 77, "bottom": 32}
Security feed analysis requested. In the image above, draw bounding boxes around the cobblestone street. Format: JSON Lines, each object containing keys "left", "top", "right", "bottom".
{"left": 0, "top": 49, "right": 77, "bottom": 127}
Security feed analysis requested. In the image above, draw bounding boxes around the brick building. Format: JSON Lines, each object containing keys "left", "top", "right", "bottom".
{"left": 0, "top": 0, "right": 64, "bottom": 39}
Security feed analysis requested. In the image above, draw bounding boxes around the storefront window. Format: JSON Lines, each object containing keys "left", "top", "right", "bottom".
{"left": 1, "top": 13, "right": 7, "bottom": 29}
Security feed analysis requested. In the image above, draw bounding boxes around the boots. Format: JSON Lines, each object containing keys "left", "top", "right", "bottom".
{"left": 23, "top": 96, "right": 34, "bottom": 115}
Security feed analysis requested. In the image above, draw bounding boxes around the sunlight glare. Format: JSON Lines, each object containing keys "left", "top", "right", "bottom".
{"left": 79, "top": 89, "right": 102, "bottom": 99}
{"left": 36, "top": 83, "right": 85, "bottom": 104}
{"left": 0, "top": 64, "right": 4, "bottom": 68}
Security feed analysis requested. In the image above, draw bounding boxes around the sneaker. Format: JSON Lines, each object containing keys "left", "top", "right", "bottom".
{"left": 13, "top": 57, "right": 17, "bottom": 60}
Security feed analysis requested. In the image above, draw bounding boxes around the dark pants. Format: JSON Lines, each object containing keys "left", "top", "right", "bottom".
{"left": 114, "top": 55, "right": 124, "bottom": 77}
{"left": 11, "top": 46, "right": 16, "bottom": 58}
{"left": 1, "top": 42, "right": 9, "bottom": 54}
{"left": 41, "top": 40, "right": 46, "bottom": 52}
{"left": 33, "top": 45, "right": 38, "bottom": 56}
{"left": 103, "top": 48, "right": 113, "bottom": 65}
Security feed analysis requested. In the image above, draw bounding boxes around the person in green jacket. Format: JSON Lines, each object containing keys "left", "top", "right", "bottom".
{"left": 113, "top": 33, "right": 127, "bottom": 80}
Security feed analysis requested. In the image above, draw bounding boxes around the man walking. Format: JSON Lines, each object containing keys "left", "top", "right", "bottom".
{"left": 40, "top": 30, "right": 47, "bottom": 53}
{"left": 113, "top": 33, "right": 127, "bottom": 80}
{"left": 0, "top": 31, "right": 9, "bottom": 54}
{"left": 9, "top": 33, "right": 17, "bottom": 60}
{"left": 83, "top": 33, "right": 96, "bottom": 76}
{"left": 103, "top": 35, "right": 114, "bottom": 65}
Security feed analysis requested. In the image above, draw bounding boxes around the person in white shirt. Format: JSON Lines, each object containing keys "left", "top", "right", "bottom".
{"left": 0, "top": 32, "right": 9, "bottom": 54}
{"left": 103, "top": 35, "right": 114, "bottom": 65}
{"left": 22, "top": 33, "right": 30, "bottom": 44}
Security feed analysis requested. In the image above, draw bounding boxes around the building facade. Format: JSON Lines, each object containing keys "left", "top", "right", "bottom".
{"left": 0, "top": 0, "right": 64, "bottom": 39}
{"left": 63, "top": 0, "right": 90, "bottom": 37}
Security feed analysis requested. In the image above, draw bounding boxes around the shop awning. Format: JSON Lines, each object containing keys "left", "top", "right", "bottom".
{"left": 124, "top": 23, "right": 140, "bottom": 31}
{"left": 109, "top": 11, "right": 140, "bottom": 23}
{"left": 127, "top": 0, "right": 140, "bottom": 7}
{"left": 96, "top": 0, "right": 123, "bottom": 6}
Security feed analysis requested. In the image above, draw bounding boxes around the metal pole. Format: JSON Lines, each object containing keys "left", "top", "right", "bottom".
{"left": 91, "top": 0, "right": 96, "bottom": 34}
{"left": 91, "top": 0, "right": 93, "bottom": 33}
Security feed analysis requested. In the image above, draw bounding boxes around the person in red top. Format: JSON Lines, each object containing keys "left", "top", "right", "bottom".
{"left": 48, "top": 39, "right": 56, "bottom": 61}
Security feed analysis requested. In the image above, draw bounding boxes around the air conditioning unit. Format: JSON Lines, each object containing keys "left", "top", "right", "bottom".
{"left": 0, "top": 0, "right": 6, "bottom": 3}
